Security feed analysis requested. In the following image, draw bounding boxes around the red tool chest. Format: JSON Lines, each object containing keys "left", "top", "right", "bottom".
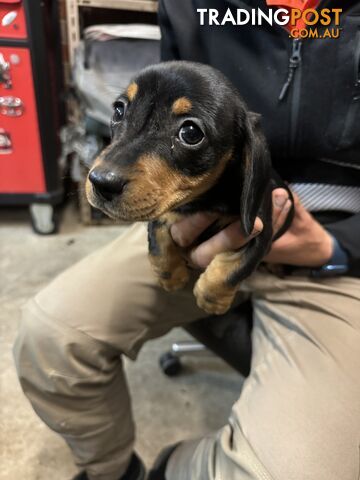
{"left": 0, "top": 0, "right": 64, "bottom": 233}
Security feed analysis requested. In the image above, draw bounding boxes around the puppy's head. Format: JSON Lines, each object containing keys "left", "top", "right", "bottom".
{"left": 86, "top": 61, "right": 267, "bottom": 234}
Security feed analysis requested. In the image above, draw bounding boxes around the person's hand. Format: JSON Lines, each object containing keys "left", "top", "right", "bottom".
{"left": 171, "top": 189, "right": 333, "bottom": 269}
{"left": 171, "top": 188, "right": 292, "bottom": 269}
{"left": 264, "top": 193, "right": 333, "bottom": 267}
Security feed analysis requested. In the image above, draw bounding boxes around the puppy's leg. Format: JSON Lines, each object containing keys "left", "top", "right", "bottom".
{"left": 148, "top": 219, "right": 190, "bottom": 292}
{"left": 194, "top": 250, "right": 244, "bottom": 315}
{"left": 194, "top": 231, "right": 272, "bottom": 315}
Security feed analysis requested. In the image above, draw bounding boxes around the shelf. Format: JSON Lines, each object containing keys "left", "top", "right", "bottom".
{"left": 65, "top": 0, "right": 158, "bottom": 64}
{"left": 77, "top": 0, "right": 158, "bottom": 12}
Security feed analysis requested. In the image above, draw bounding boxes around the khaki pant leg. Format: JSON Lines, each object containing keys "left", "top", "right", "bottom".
{"left": 166, "top": 273, "right": 360, "bottom": 480}
{"left": 13, "top": 223, "right": 205, "bottom": 480}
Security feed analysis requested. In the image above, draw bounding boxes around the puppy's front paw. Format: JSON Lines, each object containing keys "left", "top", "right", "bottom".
{"left": 194, "top": 275, "right": 236, "bottom": 315}
{"left": 158, "top": 264, "right": 190, "bottom": 292}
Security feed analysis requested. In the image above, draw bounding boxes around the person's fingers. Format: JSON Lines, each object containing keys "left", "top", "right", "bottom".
{"left": 189, "top": 217, "right": 263, "bottom": 269}
{"left": 273, "top": 198, "right": 292, "bottom": 234}
{"left": 265, "top": 231, "right": 291, "bottom": 259}
{"left": 292, "top": 191, "right": 301, "bottom": 206}
{"left": 171, "top": 212, "right": 218, "bottom": 247}
{"left": 292, "top": 192, "right": 312, "bottom": 222}
{"left": 272, "top": 188, "right": 290, "bottom": 234}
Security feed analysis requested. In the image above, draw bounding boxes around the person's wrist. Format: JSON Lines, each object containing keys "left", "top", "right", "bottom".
{"left": 310, "top": 233, "right": 349, "bottom": 277}
{"left": 315, "top": 230, "right": 334, "bottom": 267}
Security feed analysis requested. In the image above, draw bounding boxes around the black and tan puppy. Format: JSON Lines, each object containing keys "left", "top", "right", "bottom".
{"left": 86, "top": 61, "right": 293, "bottom": 314}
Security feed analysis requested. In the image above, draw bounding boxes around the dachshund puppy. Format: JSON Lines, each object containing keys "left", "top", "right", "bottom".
{"left": 86, "top": 61, "right": 293, "bottom": 314}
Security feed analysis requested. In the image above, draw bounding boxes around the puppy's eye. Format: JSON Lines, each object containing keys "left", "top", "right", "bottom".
{"left": 179, "top": 121, "right": 204, "bottom": 146}
{"left": 113, "top": 100, "right": 127, "bottom": 123}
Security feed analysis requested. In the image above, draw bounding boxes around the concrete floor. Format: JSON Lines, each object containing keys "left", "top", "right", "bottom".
{"left": 0, "top": 202, "right": 242, "bottom": 480}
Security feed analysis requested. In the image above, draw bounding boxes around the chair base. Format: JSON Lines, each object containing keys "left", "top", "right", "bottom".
{"left": 159, "top": 301, "right": 253, "bottom": 377}
{"left": 159, "top": 342, "right": 206, "bottom": 376}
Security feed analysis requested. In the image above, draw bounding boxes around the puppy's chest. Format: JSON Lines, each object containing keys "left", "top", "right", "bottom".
{"left": 173, "top": 184, "right": 241, "bottom": 218}
{"left": 160, "top": 183, "right": 244, "bottom": 245}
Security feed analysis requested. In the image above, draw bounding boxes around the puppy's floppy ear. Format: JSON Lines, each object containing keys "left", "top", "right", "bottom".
{"left": 237, "top": 110, "right": 270, "bottom": 237}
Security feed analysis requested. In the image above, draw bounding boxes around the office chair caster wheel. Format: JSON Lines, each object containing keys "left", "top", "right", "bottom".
{"left": 159, "top": 352, "right": 182, "bottom": 376}
{"left": 30, "top": 203, "right": 58, "bottom": 235}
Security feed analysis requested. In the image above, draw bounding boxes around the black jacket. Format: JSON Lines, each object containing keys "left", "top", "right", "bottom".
{"left": 158, "top": 0, "right": 360, "bottom": 275}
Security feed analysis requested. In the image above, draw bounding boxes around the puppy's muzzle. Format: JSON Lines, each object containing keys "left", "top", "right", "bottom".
{"left": 89, "top": 168, "right": 127, "bottom": 202}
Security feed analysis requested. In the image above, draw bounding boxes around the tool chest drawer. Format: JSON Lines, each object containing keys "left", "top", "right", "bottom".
{"left": 0, "top": 1, "right": 27, "bottom": 39}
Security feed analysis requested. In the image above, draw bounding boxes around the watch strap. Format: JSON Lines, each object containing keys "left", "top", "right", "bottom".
{"left": 310, "top": 235, "right": 349, "bottom": 278}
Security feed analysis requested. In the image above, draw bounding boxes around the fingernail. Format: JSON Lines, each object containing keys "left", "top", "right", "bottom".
{"left": 252, "top": 218, "right": 263, "bottom": 236}
{"left": 274, "top": 193, "right": 288, "bottom": 208}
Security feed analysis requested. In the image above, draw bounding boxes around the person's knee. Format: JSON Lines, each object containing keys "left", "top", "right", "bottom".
{"left": 14, "top": 296, "right": 117, "bottom": 396}
{"left": 13, "top": 296, "right": 130, "bottom": 446}
{"left": 13, "top": 301, "right": 53, "bottom": 413}
{"left": 14, "top": 297, "right": 70, "bottom": 392}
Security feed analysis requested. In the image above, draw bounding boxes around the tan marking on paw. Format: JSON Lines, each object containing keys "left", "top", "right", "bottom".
{"left": 148, "top": 220, "right": 190, "bottom": 293}
{"left": 159, "top": 264, "right": 190, "bottom": 292}
{"left": 193, "top": 276, "right": 236, "bottom": 315}
{"left": 193, "top": 251, "right": 243, "bottom": 314}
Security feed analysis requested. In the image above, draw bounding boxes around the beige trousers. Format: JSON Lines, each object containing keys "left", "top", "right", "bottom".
{"left": 14, "top": 223, "right": 360, "bottom": 480}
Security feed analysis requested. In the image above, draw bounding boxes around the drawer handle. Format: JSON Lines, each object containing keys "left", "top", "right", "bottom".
{"left": 0, "top": 129, "right": 12, "bottom": 154}
{"left": 0, "top": 96, "right": 23, "bottom": 116}
{"left": 2, "top": 11, "right": 17, "bottom": 27}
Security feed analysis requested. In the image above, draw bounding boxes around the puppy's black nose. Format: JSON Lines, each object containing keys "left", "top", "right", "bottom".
{"left": 89, "top": 169, "right": 126, "bottom": 201}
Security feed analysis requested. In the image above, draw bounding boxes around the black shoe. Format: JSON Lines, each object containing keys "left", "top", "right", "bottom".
{"left": 71, "top": 453, "right": 145, "bottom": 480}
{"left": 148, "top": 443, "right": 181, "bottom": 480}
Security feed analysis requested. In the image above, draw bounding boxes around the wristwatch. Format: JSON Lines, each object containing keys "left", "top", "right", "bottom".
{"left": 310, "top": 235, "right": 349, "bottom": 278}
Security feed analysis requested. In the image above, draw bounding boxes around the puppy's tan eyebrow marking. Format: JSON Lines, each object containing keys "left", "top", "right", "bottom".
{"left": 127, "top": 82, "right": 139, "bottom": 101}
{"left": 172, "top": 97, "right": 192, "bottom": 115}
